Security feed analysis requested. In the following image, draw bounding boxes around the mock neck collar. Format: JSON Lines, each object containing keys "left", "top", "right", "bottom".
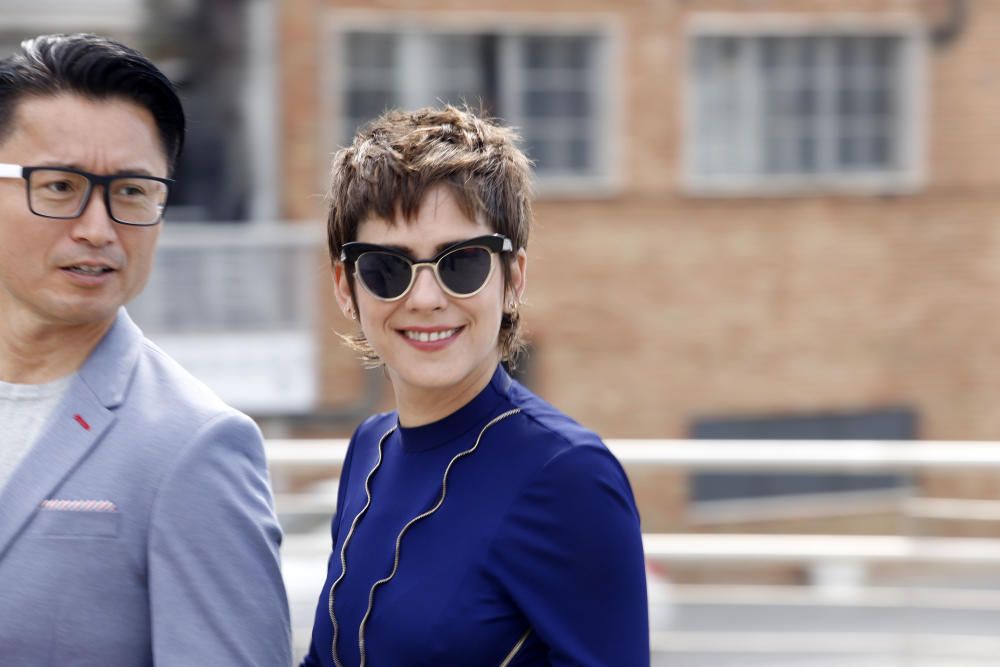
{"left": 396, "top": 365, "right": 512, "bottom": 452}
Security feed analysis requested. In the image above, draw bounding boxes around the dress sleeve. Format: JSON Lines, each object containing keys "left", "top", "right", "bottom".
{"left": 148, "top": 411, "right": 292, "bottom": 667}
{"left": 487, "top": 444, "right": 650, "bottom": 667}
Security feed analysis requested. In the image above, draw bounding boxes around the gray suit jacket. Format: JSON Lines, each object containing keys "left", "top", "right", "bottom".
{"left": 0, "top": 309, "right": 291, "bottom": 665}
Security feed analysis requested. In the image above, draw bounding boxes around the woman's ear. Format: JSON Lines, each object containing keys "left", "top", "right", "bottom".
{"left": 508, "top": 248, "right": 527, "bottom": 305}
{"left": 332, "top": 262, "right": 356, "bottom": 320}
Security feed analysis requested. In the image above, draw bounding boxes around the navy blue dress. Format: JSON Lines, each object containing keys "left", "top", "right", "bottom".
{"left": 302, "top": 366, "right": 648, "bottom": 666}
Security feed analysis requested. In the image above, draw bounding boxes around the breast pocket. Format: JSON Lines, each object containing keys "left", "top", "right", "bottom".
{"left": 31, "top": 505, "right": 121, "bottom": 539}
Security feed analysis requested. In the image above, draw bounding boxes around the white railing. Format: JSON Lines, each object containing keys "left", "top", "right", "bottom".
{"left": 268, "top": 439, "right": 1000, "bottom": 565}
{"left": 270, "top": 439, "right": 1000, "bottom": 665}
{"left": 266, "top": 438, "right": 1000, "bottom": 471}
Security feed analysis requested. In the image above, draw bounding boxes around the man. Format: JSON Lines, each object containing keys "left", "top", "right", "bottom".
{"left": 0, "top": 34, "right": 291, "bottom": 665}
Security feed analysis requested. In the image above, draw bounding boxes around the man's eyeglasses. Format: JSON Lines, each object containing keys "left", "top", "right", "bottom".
{"left": 0, "top": 163, "right": 172, "bottom": 226}
{"left": 340, "top": 234, "right": 513, "bottom": 302}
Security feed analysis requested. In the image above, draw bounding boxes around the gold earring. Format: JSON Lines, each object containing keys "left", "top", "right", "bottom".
{"left": 346, "top": 305, "right": 356, "bottom": 320}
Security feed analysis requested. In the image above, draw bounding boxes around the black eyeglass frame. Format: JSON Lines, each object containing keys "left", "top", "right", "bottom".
{"left": 0, "top": 163, "right": 174, "bottom": 227}
{"left": 340, "top": 233, "right": 514, "bottom": 302}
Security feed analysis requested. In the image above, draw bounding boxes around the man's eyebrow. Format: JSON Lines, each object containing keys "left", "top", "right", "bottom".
{"left": 32, "top": 163, "right": 160, "bottom": 177}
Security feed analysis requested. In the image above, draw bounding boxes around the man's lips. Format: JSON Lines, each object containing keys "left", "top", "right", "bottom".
{"left": 58, "top": 259, "right": 119, "bottom": 281}
{"left": 62, "top": 264, "right": 116, "bottom": 276}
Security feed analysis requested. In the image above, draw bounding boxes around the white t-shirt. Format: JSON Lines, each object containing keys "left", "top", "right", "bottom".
{"left": 0, "top": 375, "right": 73, "bottom": 493}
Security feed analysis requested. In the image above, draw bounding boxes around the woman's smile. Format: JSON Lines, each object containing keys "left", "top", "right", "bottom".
{"left": 336, "top": 184, "right": 524, "bottom": 426}
{"left": 399, "top": 325, "right": 464, "bottom": 348}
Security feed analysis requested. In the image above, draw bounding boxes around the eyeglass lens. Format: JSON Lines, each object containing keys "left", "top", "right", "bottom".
{"left": 356, "top": 246, "right": 494, "bottom": 300}
{"left": 27, "top": 169, "right": 168, "bottom": 225}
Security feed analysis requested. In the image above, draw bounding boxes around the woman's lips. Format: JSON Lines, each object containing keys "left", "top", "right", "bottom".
{"left": 398, "top": 326, "right": 463, "bottom": 349}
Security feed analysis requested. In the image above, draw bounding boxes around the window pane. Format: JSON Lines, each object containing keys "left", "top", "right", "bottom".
{"left": 832, "top": 35, "right": 901, "bottom": 171}
{"left": 342, "top": 32, "right": 399, "bottom": 142}
{"left": 524, "top": 89, "right": 590, "bottom": 118}
{"left": 693, "top": 35, "right": 754, "bottom": 175}
{"left": 523, "top": 34, "right": 591, "bottom": 69}
{"left": 871, "top": 134, "right": 889, "bottom": 165}
{"left": 339, "top": 29, "right": 604, "bottom": 182}
{"left": 799, "top": 135, "right": 818, "bottom": 172}
{"left": 761, "top": 36, "right": 780, "bottom": 70}
{"left": 692, "top": 31, "right": 908, "bottom": 183}
{"left": 518, "top": 34, "right": 600, "bottom": 176}
{"left": 345, "top": 32, "right": 396, "bottom": 69}
{"left": 430, "top": 34, "right": 497, "bottom": 113}
{"left": 839, "top": 87, "right": 857, "bottom": 115}
{"left": 839, "top": 135, "right": 857, "bottom": 166}
{"left": 346, "top": 90, "right": 393, "bottom": 121}
{"left": 838, "top": 36, "right": 860, "bottom": 69}
{"left": 432, "top": 35, "right": 483, "bottom": 100}
{"left": 524, "top": 137, "right": 553, "bottom": 167}
{"left": 432, "top": 34, "right": 480, "bottom": 66}
{"left": 871, "top": 87, "right": 890, "bottom": 114}
{"left": 568, "top": 138, "right": 590, "bottom": 170}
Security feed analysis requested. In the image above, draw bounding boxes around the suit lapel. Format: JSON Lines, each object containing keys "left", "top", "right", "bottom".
{"left": 0, "top": 389, "right": 113, "bottom": 560}
{"left": 0, "top": 309, "right": 141, "bottom": 560}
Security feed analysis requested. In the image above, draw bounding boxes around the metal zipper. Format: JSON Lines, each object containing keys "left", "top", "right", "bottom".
{"left": 499, "top": 627, "right": 532, "bottom": 667}
{"left": 329, "top": 407, "right": 521, "bottom": 667}
{"left": 329, "top": 425, "right": 395, "bottom": 667}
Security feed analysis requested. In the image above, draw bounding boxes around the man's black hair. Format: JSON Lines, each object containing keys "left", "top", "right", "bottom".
{"left": 0, "top": 33, "right": 185, "bottom": 173}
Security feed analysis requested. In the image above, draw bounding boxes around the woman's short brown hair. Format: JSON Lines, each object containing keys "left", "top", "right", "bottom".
{"left": 327, "top": 105, "right": 533, "bottom": 366}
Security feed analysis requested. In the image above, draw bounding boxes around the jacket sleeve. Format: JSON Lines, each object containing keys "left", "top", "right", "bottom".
{"left": 488, "top": 444, "right": 650, "bottom": 667}
{"left": 148, "top": 411, "right": 292, "bottom": 667}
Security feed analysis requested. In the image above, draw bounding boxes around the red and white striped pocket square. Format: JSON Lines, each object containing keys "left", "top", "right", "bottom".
{"left": 39, "top": 499, "right": 118, "bottom": 512}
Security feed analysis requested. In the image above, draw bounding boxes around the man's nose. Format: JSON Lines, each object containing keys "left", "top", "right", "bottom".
{"left": 68, "top": 187, "right": 116, "bottom": 246}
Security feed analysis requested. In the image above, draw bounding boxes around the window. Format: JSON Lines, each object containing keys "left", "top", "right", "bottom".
{"left": 127, "top": 225, "right": 321, "bottom": 414}
{"left": 337, "top": 26, "right": 612, "bottom": 191}
{"left": 686, "top": 23, "right": 924, "bottom": 193}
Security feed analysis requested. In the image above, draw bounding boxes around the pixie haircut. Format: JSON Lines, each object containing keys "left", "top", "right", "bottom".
{"left": 327, "top": 105, "right": 534, "bottom": 366}
{"left": 0, "top": 33, "right": 185, "bottom": 173}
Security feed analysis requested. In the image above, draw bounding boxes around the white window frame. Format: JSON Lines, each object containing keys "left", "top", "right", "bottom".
{"left": 682, "top": 13, "right": 927, "bottom": 196}
{"left": 322, "top": 11, "right": 622, "bottom": 197}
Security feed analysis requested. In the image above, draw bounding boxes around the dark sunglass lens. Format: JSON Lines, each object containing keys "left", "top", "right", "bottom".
{"left": 439, "top": 246, "right": 492, "bottom": 295}
{"left": 357, "top": 252, "right": 412, "bottom": 299}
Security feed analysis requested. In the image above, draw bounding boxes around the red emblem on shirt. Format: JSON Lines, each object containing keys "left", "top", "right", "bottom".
{"left": 73, "top": 414, "right": 91, "bottom": 430}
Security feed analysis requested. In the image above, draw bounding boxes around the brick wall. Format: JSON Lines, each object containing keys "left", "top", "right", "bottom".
{"left": 279, "top": 0, "right": 1000, "bottom": 451}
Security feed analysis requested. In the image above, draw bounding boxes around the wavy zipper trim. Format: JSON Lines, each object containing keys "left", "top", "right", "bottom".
{"left": 329, "top": 408, "right": 522, "bottom": 667}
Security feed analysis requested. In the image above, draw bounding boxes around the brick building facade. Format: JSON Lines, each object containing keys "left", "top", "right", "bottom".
{"left": 278, "top": 0, "right": 1000, "bottom": 452}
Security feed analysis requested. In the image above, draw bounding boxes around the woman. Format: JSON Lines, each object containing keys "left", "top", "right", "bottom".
{"left": 302, "top": 106, "right": 648, "bottom": 666}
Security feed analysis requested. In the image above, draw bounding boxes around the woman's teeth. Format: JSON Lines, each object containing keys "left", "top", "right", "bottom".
{"left": 404, "top": 328, "right": 456, "bottom": 342}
